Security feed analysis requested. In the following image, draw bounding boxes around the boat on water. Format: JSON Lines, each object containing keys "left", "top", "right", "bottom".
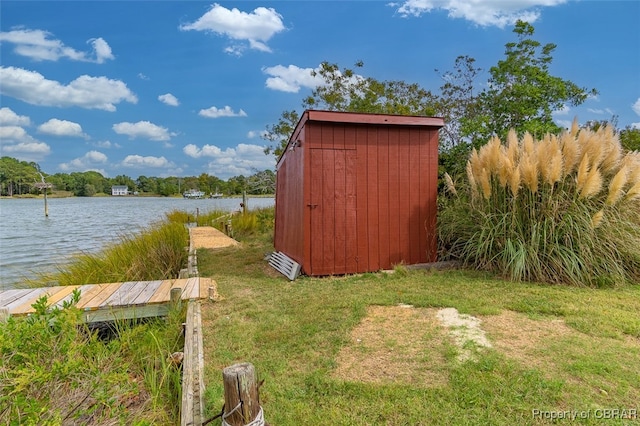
{"left": 210, "top": 192, "right": 223, "bottom": 199}
{"left": 183, "top": 189, "right": 206, "bottom": 199}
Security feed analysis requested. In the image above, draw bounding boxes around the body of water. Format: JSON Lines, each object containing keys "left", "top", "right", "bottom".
{"left": 0, "top": 196, "right": 274, "bottom": 289}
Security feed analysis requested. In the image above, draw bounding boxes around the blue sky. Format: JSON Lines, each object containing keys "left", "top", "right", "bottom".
{"left": 1, "top": 1, "right": 639, "bottom": 180}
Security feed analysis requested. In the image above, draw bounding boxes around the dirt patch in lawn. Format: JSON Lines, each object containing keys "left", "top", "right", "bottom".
{"left": 333, "top": 306, "right": 577, "bottom": 385}
{"left": 333, "top": 305, "right": 450, "bottom": 386}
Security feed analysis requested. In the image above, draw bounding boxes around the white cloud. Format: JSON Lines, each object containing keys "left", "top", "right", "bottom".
{"left": 0, "top": 29, "right": 114, "bottom": 63}
{"left": 262, "top": 64, "right": 325, "bottom": 93}
{"left": 247, "top": 130, "right": 268, "bottom": 139}
{"left": 93, "top": 140, "right": 120, "bottom": 149}
{"left": 0, "top": 66, "right": 137, "bottom": 111}
{"left": 633, "top": 98, "right": 640, "bottom": 116}
{"left": 0, "top": 107, "right": 31, "bottom": 126}
{"left": 0, "top": 126, "right": 50, "bottom": 161}
{"left": 180, "top": 3, "right": 285, "bottom": 55}
{"left": 121, "top": 155, "right": 174, "bottom": 169}
{"left": 159, "top": 93, "right": 180, "bottom": 106}
{"left": 392, "top": 0, "right": 567, "bottom": 28}
{"left": 587, "top": 108, "right": 614, "bottom": 116}
{"left": 183, "top": 142, "right": 275, "bottom": 179}
{"left": 59, "top": 150, "right": 108, "bottom": 172}
{"left": 38, "top": 118, "right": 88, "bottom": 138}
{"left": 112, "top": 121, "right": 173, "bottom": 141}
{"left": 198, "top": 106, "right": 247, "bottom": 118}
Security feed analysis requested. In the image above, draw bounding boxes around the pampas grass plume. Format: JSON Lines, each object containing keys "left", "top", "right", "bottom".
{"left": 444, "top": 172, "right": 457, "bottom": 196}
{"left": 606, "top": 166, "right": 628, "bottom": 205}
{"left": 580, "top": 168, "right": 603, "bottom": 199}
{"left": 591, "top": 210, "right": 604, "bottom": 229}
{"left": 509, "top": 166, "right": 521, "bottom": 197}
{"left": 625, "top": 181, "right": 640, "bottom": 202}
{"left": 561, "top": 132, "right": 580, "bottom": 176}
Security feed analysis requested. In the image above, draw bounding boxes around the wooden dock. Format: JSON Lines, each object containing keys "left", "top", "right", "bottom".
{"left": 0, "top": 277, "right": 211, "bottom": 323}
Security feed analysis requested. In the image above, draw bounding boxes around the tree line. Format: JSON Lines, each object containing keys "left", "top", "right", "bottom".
{"left": 0, "top": 156, "right": 275, "bottom": 197}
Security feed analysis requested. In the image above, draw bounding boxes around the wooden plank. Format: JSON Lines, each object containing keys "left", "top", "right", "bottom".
{"left": 323, "top": 148, "right": 336, "bottom": 274}
{"left": 388, "top": 128, "right": 401, "bottom": 266}
{"left": 334, "top": 149, "right": 347, "bottom": 274}
{"left": 345, "top": 149, "right": 358, "bottom": 273}
{"left": 355, "top": 126, "right": 370, "bottom": 273}
{"left": 182, "top": 277, "right": 199, "bottom": 300}
{"left": 79, "top": 283, "right": 121, "bottom": 310}
{"left": 378, "top": 126, "right": 391, "bottom": 269}
{"left": 42, "top": 286, "right": 80, "bottom": 308}
{"left": 52, "top": 284, "right": 95, "bottom": 309}
{"left": 397, "top": 127, "right": 412, "bottom": 264}
{"left": 367, "top": 126, "right": 380, "bottom": 271}
{"left": 309, "top": 148, "right": 324, "bottom": 275}
{"left": 181, "top": 300, "right": 205, "bottom": 426}
{"left": 4, "top": 288, "right": 49, "bottom": 311}
{"left": 409, "top": 127, "right": 422, "bottom": 264}
{"left": 148, "top": 279, "right": 176, "bottom": 304}
{"left": 76, "top": 283, "right": 117, "bottom": 309}
{"left": 0, "top": 289, "right": 33, "bottom": 307}
{"left": 11, "top": 286, "right": 74, "bottom": 315}
{"left": 131, "top": 280, "right": 164, "bottom": 305}
{"left": 101, "top": 281, "right": 141, "bottom": 307}
{"left": 198, "top": 277, "right": 210, "bottom": 299}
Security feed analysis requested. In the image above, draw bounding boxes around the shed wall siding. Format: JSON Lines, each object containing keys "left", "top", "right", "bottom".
{"left": 275, "top": 111, "right": 442, "bottom": 277}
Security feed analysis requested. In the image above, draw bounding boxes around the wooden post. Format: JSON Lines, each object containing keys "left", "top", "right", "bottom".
{"left": 170, "top": 287, "right": 182, "bottom": 307}
{"left": 242, "top": 191, "right": 247, "bottom": 215}
{"left": 222, "top": 363, "right": 263, "bottom": 425}
{"left": 0, "top": 308, "right": 9, "bottom": 322}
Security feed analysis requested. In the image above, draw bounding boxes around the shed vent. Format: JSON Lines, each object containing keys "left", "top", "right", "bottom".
{"left": 268, "top": 251, "right": 301, "bottom": 281}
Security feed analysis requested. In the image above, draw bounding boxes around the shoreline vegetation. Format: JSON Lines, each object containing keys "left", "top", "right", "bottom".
{"left": 2, "top": 202, "right": 639, "bottom": 424}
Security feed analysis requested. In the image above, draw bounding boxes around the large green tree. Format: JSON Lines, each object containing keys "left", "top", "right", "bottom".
{"left": 463, "top": 20, "right": 597, "bottom": 145}
{"left": 263, "top": 61, "right": 437, "bottom": 158}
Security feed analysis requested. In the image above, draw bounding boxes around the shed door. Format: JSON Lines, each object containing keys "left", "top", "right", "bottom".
{"left": 309, "top": 148, "right": 357, "bottom": 275}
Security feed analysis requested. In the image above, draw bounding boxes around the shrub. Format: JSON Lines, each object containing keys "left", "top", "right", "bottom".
{"left": 439, "top": 120, "right": 640, "bottom": 286}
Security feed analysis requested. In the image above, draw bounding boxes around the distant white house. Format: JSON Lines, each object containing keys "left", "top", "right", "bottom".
{"left": 111, "top": 185, "right": 129, "bottom": 196}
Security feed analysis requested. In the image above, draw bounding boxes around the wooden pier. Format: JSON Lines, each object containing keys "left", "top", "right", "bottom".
{"left": 0, "top": 277, "right": 211, "bottom": 323}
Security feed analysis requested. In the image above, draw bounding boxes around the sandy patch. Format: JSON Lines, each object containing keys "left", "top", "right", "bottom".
{"left": 333, "top": 306, "right": 584, "bottom": 385}
{"left": 436, "top": 307, "right": 492, "bottom": 361}
{"left": 480, "top": 310, "right": 575, "bottom": 373}
{"left": 189, "top": 226, "right": 239, "bottom": 250}
{"left": 333, "top": 305, "right": 450, "bottom": 386}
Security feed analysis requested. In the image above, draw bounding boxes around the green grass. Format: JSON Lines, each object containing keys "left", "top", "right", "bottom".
{"left": 197, "top": 232, "right": 640, "bottom": 425}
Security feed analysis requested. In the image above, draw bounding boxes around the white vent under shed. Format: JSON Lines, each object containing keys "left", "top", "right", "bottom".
{"left": 268, "top": 251, "right": 301, "bottom": 281}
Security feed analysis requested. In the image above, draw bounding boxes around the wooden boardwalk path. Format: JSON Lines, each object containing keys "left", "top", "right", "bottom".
{"left": 0, "top": 277, "right": 211, "bottom": 323}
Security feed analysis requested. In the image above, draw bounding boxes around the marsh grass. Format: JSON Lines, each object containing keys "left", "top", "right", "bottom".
{"left": 197, "top": 232, "right": 640, "bottom": 425}
{"left": 42, "top": 219, "right": 189, "bottom": 286}
{"left": 439, "top": 121, "right": 640, "bottom": 286}
{"left": 0, "top": 292, "right": 185, "bottom": 425}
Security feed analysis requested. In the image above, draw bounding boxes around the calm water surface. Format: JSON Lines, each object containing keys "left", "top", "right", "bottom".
{"left": 0, "top": 197, "right": 274, "bottom": 289}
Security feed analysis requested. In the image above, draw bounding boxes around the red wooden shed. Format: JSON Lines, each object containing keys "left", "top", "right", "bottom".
{"left": 274, "top": 110, "right": 444, "bottom": 276}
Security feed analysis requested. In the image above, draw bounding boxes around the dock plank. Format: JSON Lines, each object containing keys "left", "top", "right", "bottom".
{"left": 52, "top": 284, "right": 95, "bottom": 309}
{"left": 183, "top": 277, "right": 199, "bottom": 299}
{"left": 4, "top": 288, "right": 49, "bottom": 311}
{"left": 78, "top": 283, "right": 121, "bottom": 310}
{"left": 147, "top": 279, "right": 175, "bottom": 304}
{"left": 11, "top": 287, "right": 61, "bottom": 314}
{"left": 131, "top": 280, "right": 164, "bottom": 305}
{"left": 0, "top": 289, "right": 33, "bottom": 307}
{"left": 102, "top": 281, "right": 142, "bottom": 307}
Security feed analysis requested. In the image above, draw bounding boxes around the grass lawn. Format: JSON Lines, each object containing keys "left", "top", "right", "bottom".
{"left": 197, "top": 234, "right": 640, "bottom": 425}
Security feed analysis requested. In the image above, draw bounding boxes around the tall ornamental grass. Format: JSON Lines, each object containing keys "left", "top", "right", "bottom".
{"left": 439, "top": 120, "right": 640, "bottom": 286}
